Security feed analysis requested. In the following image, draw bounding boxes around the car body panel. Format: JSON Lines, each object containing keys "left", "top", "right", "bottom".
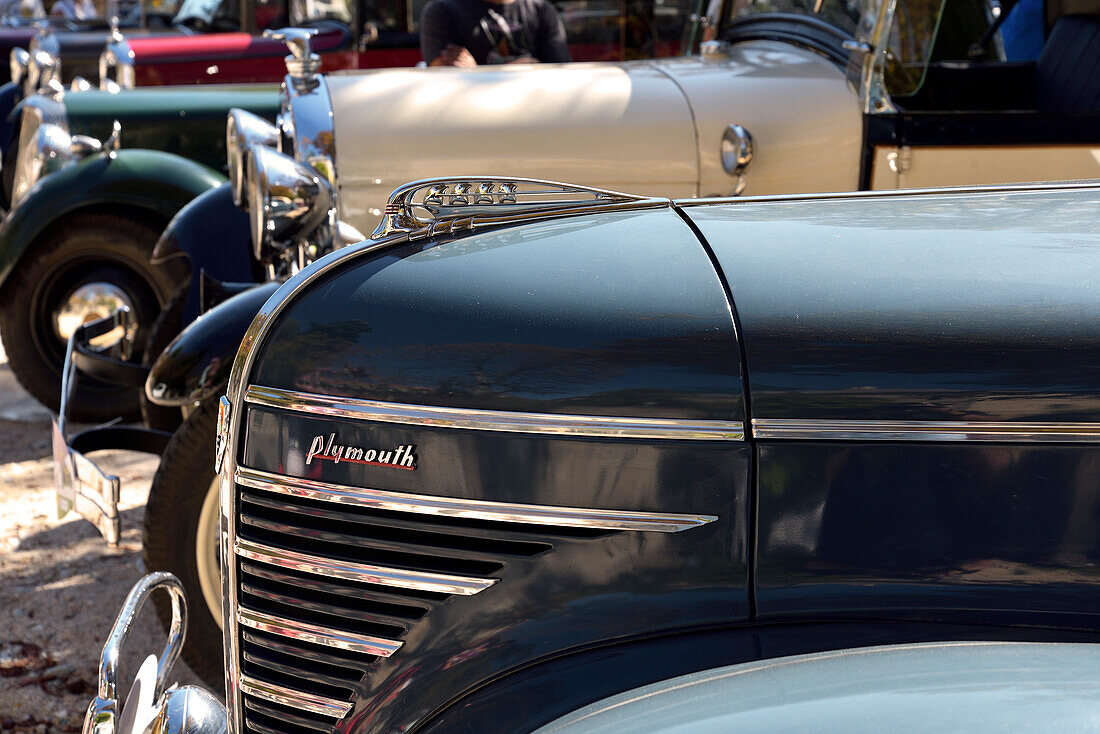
{"left": 56, "top": 86, "right": 280, "bottom": 174}
{"left": 870, "top": 143, "right": 1100, "bottom": 189}
{"left": 652, "top": 43, "right": 862, "bottom": 197}
{"left": 0, "top": 149, "right": 223, "bottom": 289}
{"left": 327, "top": 64, "right": 699, "bottom": 229}
{"left": 231, "top": 205, "right": 749, "bottom": 732}
{"left": 685, "top": 185, "right": 1100, "bottom": 621}
{"left": 129, "top": 27, "right": 358, "bottom": 85}
{"left": 534, "top": 642, "right": 1100, "bottom": 733}
{"left": 146, "top": 279, "right": 280, "bottom": 406}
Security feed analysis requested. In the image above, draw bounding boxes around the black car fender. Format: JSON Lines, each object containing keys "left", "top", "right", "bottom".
{"left": 145, "top": 280, "right": 281, "bottom": 407}
{"left": 150, "top": 181, "right": 260, "bottom": 324}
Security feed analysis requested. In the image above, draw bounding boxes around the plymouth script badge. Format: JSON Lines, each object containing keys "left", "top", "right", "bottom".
{"left": 305, "top": 433, "right": 417, "bottom": 471}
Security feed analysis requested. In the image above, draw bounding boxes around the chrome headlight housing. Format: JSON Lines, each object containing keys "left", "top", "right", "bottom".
{"left": 10, "top": 92, "right": 70, "bottom": 205}
{"left": 99, "top": 34, "right": 134, "bottom": 91}
{"left": 9, "top": 47, "right": 29, "bottom": 87}
{"left": 245, "top": 145, "right": 334, "bottom": 263}
{"left": 226, "top": 108, "right": 278, "bottom": 208}
{"left": 12, "top": 122, "right": 72, "bottom": 204}
{"left": 25, "top": 32, "right": 60, "bottom": 96}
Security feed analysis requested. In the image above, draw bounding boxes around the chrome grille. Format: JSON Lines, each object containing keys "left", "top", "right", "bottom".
{"left": 230, "top": 395, "right": 721, "bottom": 734}
{"left": 233, "top": 470, "right": 633, "bottom": 734}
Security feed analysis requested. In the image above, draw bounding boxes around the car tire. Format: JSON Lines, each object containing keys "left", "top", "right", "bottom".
{"left": 0, "top": 213, "right": 182, "bottom": 423}
{"left": 139, "top": 279, "right": 188, "bottom": 433}
{"left": 144, "top": 398, "right": 226, "bottom": 694}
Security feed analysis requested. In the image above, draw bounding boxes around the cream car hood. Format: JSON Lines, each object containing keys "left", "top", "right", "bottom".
{"left": 328, "top": 41, "right": 862, "bottom": 231}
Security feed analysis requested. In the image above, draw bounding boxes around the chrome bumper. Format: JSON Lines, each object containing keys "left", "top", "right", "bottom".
{"left": 83, "top": 573, "right": 227, "bottom": 734}
{"left": 52, "top": 308, "right": 173, "bottom": 545}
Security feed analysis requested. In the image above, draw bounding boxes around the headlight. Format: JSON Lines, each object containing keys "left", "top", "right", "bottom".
{"left": 12, "top": 122, "right": 72, "bottom": 204}
{"left": 245, "top": 145, "right": 333, "bottom": 261}
{"left": 226, "top": 108, "right": 278, "bottom": 208}
{"left": 9, "top": 47, "right": 28, "bottom": 87}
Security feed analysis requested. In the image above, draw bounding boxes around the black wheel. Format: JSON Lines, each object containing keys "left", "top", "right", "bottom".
{"left": 0, "top": 213, "right": 182, "bottom": 423}
{"left": 144, "top": 399, "right": 225, "bottom": 693}
{"left": 139, "top": 278, "right": 189, "bottom": 433}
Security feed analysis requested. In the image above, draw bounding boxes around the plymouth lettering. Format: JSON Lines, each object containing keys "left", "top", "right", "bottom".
{"left": 305, "top": 434, "right": 417, "bottom": 470}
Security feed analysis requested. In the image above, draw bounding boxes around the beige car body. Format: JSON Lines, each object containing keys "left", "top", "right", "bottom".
{"left": 328, "top": 41, "right": 864, "bottom": 230}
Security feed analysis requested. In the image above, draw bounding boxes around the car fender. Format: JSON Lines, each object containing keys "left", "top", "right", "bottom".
{"left": 151, "top": 182, "right": 258, "bottom": 323}
{"left": 0, "top": 149, "right": 224, "bottom": 291}
{"left": 145, "top": 280, "right": 281, "bottom": 407}
{"left": 0, "top": 81, "right": 22, "bottom": 153}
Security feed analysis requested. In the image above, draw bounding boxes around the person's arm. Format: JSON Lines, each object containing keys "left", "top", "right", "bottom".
{"left": 534, "top": 0, "right": 570, "bottom": 63}
{"left": 420, "top": 0, "right": 476, "bottom": 66}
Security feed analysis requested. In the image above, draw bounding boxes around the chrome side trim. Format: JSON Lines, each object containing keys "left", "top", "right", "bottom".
{"left": 244, "top": 384, "right": 744, "bottom": 441}
{"left": 239, "top": 674, "right": 352, "bottom": 719}
{"left": 752, "top": 418, "right": 1100, "bottom": 442}
{"left": 234, "top": 537, "right": 497, "bottom": 595}
{"left": 237, "top": 607, "right": 402, "bottom": 657}
{"left": 237, "top": 466, "right": 718, "bottom": 533}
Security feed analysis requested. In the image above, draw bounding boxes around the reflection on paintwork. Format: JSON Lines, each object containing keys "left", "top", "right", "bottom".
{"left": 689, "top": 187, "right": 1100, "bottom": 420}
{"left": 253, "top": 208, "right": 744, "bottom": 420}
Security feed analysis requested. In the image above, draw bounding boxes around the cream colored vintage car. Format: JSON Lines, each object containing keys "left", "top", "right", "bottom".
{"left": 235, "top": 0, "right": 1100, "bottom": 247}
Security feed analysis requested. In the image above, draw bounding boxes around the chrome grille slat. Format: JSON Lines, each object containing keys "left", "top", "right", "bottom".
{"left": 240, "top": 561, "right": 437, "bottom": 611}
{"left": 240, "top": 578, "right": 416, "bottom": 630}
{"left": 240, "top": 512, "right": 540, "bottom": 566}
{"left": 237, "top": 466, "right": 717, "bottom": 532}
{"left": 239, "top": 674, "right": 353, "bottom": 719}
{"left": 241, "top": 629, "right": 375, "bottom": 671}
{"left": 242, "top": 697, "right": 335, "bottom": 733}
{"left": 238, "top": 607, "right": 403, "bottom": 657}
{"left": 236, "top": 537, "right": 498, "bottom": 595}
{"left": 240, "top": 491, "right": 555, "bottom": 557}
{"left": 242, "top": 647, "right": 362, "bottom": 692}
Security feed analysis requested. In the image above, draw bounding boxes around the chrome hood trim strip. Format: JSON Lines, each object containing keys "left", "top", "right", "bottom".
{"left": 238, "top": 466, "right": 717, "bottom": 532}
{"left": 235, "top": 537, "right": 497, "bottom": 596}
{"left": 752, "top": 418, "right": 1100, "bottom": 442}
{"left": 239, "top": 674, "right": 352, "bottom": 718}
{"left": 237, "top": 607, "right": 402, "bottom": 658}
{"left": 245, "top": 384, "right": 744, "bottom": 441}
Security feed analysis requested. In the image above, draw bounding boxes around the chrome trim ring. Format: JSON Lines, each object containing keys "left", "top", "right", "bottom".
{"left": 235, "top": 537, "right": 497, "bottom": 595}
{"left": 752, "top": 418, "right": 1100, "bottom": 442}
{"left": 239, "top": 674, "right": 352, "bottom": 718}
{"left": 245, "top": 385, "right": 745, "bottom": 441}
{"left": 237, "top": 466, "right": 717, "bottom": 532}
{"left": 237, "top": 607, "right": 402, "bottom": 657}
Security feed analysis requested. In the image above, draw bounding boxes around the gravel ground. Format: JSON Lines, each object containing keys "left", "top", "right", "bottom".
{"left": 0, "top": 342, "right": 203, "bottom": 732}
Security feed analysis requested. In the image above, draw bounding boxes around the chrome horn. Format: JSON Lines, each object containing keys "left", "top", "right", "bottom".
{"left": 245, "top": 144, "right": 334, "bottom": 261}
{"left": 81, "top": 572, "right": 227, "bottom": 734}
{"left": 227, "top": 108, "right": 278, "bottom": 207}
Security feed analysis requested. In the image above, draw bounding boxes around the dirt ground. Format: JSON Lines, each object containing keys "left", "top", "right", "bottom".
{"left": 0, "top": 342, "right": 203, "bottom": 732}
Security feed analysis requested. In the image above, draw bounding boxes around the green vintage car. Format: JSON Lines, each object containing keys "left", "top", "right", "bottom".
{"left": 0, "top": 82, "right": 278, "bottom": 421}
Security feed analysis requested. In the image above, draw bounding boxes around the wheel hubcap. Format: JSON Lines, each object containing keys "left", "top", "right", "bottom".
{"left": 196, "top": 475, "right": 224, "bottom": 630}
{"left": 54, "top": 282, "right": 136, "bottom": 348}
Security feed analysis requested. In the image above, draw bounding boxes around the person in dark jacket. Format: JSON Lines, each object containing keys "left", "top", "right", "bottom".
{"left": 420, "top": 0, "right": 570, "bottom": 66}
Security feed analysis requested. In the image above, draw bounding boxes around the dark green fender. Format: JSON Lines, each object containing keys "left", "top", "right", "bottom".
{"left": 0, "top": 149, "right": 225, "bottom": 290}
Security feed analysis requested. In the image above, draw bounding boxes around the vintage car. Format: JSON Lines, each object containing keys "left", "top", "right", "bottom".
{"left": 49, "top": 0, "right": 1100, "bottom": 686}
{"left": 0, "top": 82, "right": 279, "bottom": 421}
{"left": 80, "top": 178, "right": 1100, "bottom": 734}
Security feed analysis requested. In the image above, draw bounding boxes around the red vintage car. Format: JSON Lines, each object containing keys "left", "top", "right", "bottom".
{"left": 101, "top": 0, "right": 697, "bottom": 86}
